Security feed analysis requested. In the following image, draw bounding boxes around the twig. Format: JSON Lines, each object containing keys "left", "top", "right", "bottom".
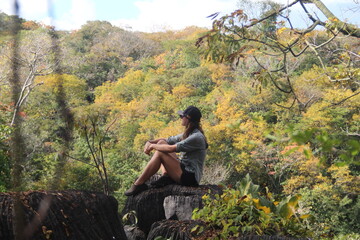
{"left": 65, "top": 154, "right": 97, "bottom": 168}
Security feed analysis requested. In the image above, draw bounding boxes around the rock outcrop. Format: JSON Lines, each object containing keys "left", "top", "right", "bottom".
{"left": 147, "top": 220, "right": 310, "bottom": 240}
{"left": 146, "top": 219, "right": 206, "bottom": 240}
{"left": 121, "top": 182, "right": 222, "bottom": 238}
{"left": 122, "top": 181, "right": 310, "bottom": 240}
{"left": 0, "top": 190, "right": 127, "bottom": 240}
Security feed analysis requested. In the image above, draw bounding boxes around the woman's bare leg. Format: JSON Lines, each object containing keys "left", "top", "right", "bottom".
{"left": 152, "top": 140, "right": 177, "bottom": 176}
{"left": 134, "top": 142, "right": 182, "bottom": 185}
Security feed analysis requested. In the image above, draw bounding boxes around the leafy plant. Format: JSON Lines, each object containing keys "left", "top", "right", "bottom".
{"left": 192, "top": 174, "right": 311, "bottom": 239}
{"left": 122, "top": 210, "right": 138, "bottom": 226}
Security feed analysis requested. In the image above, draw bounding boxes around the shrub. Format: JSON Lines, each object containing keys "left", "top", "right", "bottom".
{"left": 192, "top": 174, "right": 311, "bottom": 239}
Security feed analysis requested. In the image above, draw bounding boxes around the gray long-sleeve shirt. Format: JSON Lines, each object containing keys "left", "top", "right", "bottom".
{"left": 166, "top": 129, "right": 207, "bottom": 184}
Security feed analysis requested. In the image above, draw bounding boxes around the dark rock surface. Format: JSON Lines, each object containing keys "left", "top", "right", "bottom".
{"left": 0, "top": 190, "right": 127, "bottom": 240}
{"left": 122, "top": 181, "right": 310, "bottom": 240}
{"left": 121, "top": 183, "right": 222, "bottom": 235}
{"left": 124, "top": 225, "right": 146, "bottom": 240}
{"left": 147, "top": 220, "right": 206, "bottom": 240}
{"left": 163, "top": 195, "right": 202, "bottom": 220}
{"left": 147, "top": 220, "right": 310, "bottom": 240}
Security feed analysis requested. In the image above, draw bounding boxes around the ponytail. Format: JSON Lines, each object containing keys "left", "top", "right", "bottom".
{"left": 182, "top": 121, "right": 208, "bottom": 149}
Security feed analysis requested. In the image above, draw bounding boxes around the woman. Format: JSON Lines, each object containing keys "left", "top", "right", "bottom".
{"left": 125, "top": 106, "right": 208, "bottom": 196}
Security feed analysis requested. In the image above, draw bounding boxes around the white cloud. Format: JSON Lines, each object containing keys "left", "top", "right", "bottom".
{"left": 0, "top": 1, "right": 13, "bottom": 14}
{"left": 110, "top": 0, "right": 358, "bottom": 32}
{"left": 0, "top": 0, "right": 96, "bottom": 30}
{"left": 0, "top": 0, "right": 48, "bottom": 17}
{"left": 112, "top": 0, "right": 237, "bottom": 32}
{"left": 1, "top": 0, "right": 358, "bottom": 32}
{"left": 274, "top": 0, "right": 355, "bottom": 3}
{"left": 54, "top": 0, "right": 96, "bottom": 30}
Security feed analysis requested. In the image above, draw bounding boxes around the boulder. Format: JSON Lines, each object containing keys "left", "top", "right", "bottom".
{"left": 121, "top": 183, "right": 222, "bottom": 235}
{"left": 124, "top": 225, "right": 146, "bottom": 240}
{"left": 122, "top": 181, "right": 311, "bottom": 240}
{"left": 0, "top": 190, "right": 127, "bottom": 240}
{"left": 147, "top": 220, "right": 311, "bottom": 240}
{"left": 163, "top": 195, "right": 201, "bottom": 220}
{"left": 146, "top": 220, "right": 206, "bottom": 240}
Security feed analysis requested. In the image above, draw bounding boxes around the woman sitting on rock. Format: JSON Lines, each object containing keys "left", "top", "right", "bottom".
{"left": 125, "top": 106, "right": 208, "bottom": 196}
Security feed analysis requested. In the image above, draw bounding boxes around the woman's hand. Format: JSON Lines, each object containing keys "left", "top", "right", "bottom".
{"left": 144, "top": 139, "right": 176, "bottom": 154}
{"left": 144, "top": 141, "right": 152, "bottom": 155}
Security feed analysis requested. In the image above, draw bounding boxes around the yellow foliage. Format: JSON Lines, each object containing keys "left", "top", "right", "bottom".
{"left": 203, "top": 63, "right": 232, "bottom": 85}
{"left": 276, "top": 30, "right": 299, "bottom": 46}
{"left": 233, "top": 118, "right": 268, "bottom": 151}
{"left": 156, "top": 120, "right": 184, "bottom": 139}
{"left": 352, "top": 113, "right": 360, "bottom": 122}
{"left": 302, "top": 87, "right": 360, "bottom": 129}
{"left": 282, "top": 155, "right": 329, "bottom": 195}
{"left": 133, "top": 112, "right": 167, "bottom": 150}
{"left": 328, "top": 165, "right": 360, "bottom": 194}
{"left": 277, "top": 27, "right": 287, "bottom": 35}
{"left": 213, "top": 90, "right": 244, "bottom": 122}
{"left": 235, "top": 152, "right": 252, "bottom": 172}
{"left": 284, "top": 176, "right": 307, "bottom": 195}
{"left": 172, "top": 84, "right": 194, "bottom": 98}
{"left": 35, "top": 74, "right": 87, "bottom": 106}
{"left": 156, "top": 92, "right": 179, "bottom": 115}
{"left": 154, "top": 52, "right": 166, "bottom": 66}
{"left": 94, "top": 81, "right": 117, "bottom": 105}
{"left": 322, "top": 88, "right": 360, "bottom": 107}
{"left": 298, "top": 157, "right": 321, "bottom": 176}
{"left": 36, "top": 74, "right": 86, "bottom": 94}
{"left": 111, "top": 98, "right": 151, "bottom": 122}
{"left": 116, "top": 69, "right": 145, "bottom": 85}
{"left": 253, "top": 198, "right": 271, "bottom": 214}
{"left": 206, "top": 121, "right": 234, "bottom": 151}
{"left": 302, "top": 103, "right": 331, "bottom": 129}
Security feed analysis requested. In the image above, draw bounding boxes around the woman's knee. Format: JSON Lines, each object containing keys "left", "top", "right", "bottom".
{"left": 158, "top": 139, "right": 168, "bottom": 145}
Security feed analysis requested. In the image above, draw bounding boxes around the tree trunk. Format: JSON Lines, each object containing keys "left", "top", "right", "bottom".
{"left": 308, "top": 0, "right": 360, "bottom": 38}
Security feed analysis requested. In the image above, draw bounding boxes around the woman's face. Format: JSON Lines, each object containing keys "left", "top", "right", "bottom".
{"left": 181, "top": 115, "right": 190, "bottom": 126}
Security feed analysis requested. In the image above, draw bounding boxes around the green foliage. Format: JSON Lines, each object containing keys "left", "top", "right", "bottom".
{"left": 0, "top": 12, "right": 25, "bottom": 35}
{"left": 0, "top": 120, "right": 11, "bottom": 191}
{"left": 287, "top": 127, "right": 360, "bottom": 165}
{"left": 300, "top": 186, "right": 360, "bottom": 239}
{"left": 333, "top": 233, "right": 360, "bottom": 240}
{"left": 154, "top": 237, "right": 171, "bottom": 240}
{"left": 122, "top": 210, "right": 138, "bottom": 226}
{"left": 192, "top": 174, "right": 311, "bottom": 238}
{"left": 0, "top": 147, "right": 10, "bottom": 192}
{"left": 76, "top": 60, "right": 126, "bottom": 90}
{"left": 1, "top": 10, "right": 359, "bottom": 238}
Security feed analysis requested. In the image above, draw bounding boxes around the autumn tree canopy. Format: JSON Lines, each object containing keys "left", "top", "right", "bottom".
{"left": 197, "top": 0, "right": 360, "bottom": 112}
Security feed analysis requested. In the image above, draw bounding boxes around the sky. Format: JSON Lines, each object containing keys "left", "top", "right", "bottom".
{"left": 0, "top": 0, "right": 359, "bottom": 32}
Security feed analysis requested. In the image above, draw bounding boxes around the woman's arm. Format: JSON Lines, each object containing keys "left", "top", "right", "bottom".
{"left": 148, "top": 143, "right": 177, "bottom": 153}
{"left": 148, "top": 138, "right": 167, "bottom": 144}
{"left": 144, "top": 138, "right": 166, "bottom": 155}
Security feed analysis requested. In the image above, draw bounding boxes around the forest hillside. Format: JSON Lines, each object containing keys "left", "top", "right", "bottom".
{"left": 0, "top": 1, "right": 359, "bottom": 239}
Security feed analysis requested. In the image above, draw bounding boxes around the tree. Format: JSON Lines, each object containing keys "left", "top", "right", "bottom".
{"left": 196, "top": 0, "right": 360, "bottom": 112}
{"left": 62, "top": 21, "right": 162, "bottom": 89}
{"left": 0, "top": 12, "right": 24, "bottom": 35}
{"left": 71, "top": 105, "right": 115, "bottom": 195}
{"left": 0, "top": 27, "right": 58, "bottom": 125}
{"left": 16, "top": 74, "right": 86, "bottom": 189}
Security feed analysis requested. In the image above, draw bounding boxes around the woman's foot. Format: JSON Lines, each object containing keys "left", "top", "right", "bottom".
{"left": 124, "top": 183, "right": 148, "bottom": 196}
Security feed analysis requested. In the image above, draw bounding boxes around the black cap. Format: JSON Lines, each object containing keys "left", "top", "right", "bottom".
{"left": 177, "top": 106, "right": 202, "bottom": 122}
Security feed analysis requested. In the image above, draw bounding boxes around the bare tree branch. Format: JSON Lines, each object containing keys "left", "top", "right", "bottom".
{"left": 65, "top": 154, "right": 97, "bottom": 168}
{"left": 305, "top": 0, "right": 360, "bottom": 38}
{"left": 327, "top": 90, "right": 360, "bottom": 108}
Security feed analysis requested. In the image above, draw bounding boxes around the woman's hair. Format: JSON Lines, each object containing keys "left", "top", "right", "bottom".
{"left": 182, "top": 121, "right": 209, "bottom": 148}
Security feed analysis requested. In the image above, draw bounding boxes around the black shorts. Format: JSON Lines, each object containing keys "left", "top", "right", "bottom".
{"left": 180, "top": 163, "right": 198, "bottom": 187}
